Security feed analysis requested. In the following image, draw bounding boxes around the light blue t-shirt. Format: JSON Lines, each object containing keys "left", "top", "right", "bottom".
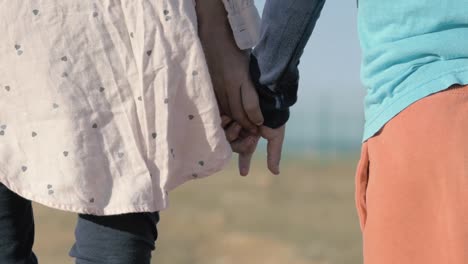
{"left": 359, "top": 0, "right": 468, "bottom": 142}
{"left": 252, "top": 0, "right": 468, "bottom": 143}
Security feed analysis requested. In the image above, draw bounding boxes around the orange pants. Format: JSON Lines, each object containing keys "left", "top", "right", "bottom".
{"left": 355, "top": 84, "right": 468, "bottom": 263}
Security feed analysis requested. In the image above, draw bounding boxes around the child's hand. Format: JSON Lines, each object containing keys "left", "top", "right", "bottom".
{"left": 221, "top": 116, "right": 260, "bottom": 176}
{"left": 257, "top": 124, "right": 285, "bottom": 175}
{"left": 221, "top": 115, "right": 285, "bottom": 176}
{"left": 196, "top": 0, "right": 264, "bottom": 134}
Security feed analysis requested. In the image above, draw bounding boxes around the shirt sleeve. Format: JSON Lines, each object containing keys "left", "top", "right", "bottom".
{"left": 250, "top": 0, "right": 326, "bottom": 128}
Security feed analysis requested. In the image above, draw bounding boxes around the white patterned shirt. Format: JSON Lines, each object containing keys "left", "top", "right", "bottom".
{"left": 0, "top": 0, "right": 232, "bottom": 215}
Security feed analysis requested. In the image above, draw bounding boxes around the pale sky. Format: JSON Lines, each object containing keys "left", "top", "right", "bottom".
{"left": 254, "top": 0, "right": 365, "bottom": 153}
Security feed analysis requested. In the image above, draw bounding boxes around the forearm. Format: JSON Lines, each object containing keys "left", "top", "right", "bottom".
{"left": 254, "top": 0, "right": 326, "bottom": 88}
{"left": 251, "top": 0, "right": 326, "bottom": 128}
{"left": 196, "top": 0, "right": 230, "bottom": 39}
{"left": 195, "top": 0, "right": 246, "bottom": 84}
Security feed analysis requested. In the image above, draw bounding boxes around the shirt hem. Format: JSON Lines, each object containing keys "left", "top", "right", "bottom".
{"left": 164, "top": 147, "right": 233, "bottom": 192}
{"left": 0, "top": 175, "right": 167, "bottom": 216}
{"left": 362, "top": 67, "right": 468, "bottom": 143}
{"left": 0, "top": 148, "right": 233, "bottom": 216}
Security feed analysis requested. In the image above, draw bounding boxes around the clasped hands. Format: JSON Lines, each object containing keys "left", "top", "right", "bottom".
{"left": 197, "top": 0, "right": 285, "bottom": 176}
{"left": 202, "top": 40, "right": 285, "bottom": 176}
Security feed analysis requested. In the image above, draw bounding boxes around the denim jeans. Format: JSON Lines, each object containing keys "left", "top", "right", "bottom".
{"left": 0, "top": 182, "right": 159, "bottom": 264}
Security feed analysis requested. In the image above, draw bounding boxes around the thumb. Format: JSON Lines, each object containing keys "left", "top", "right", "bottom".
{"left": 241, "top": 78, "right": 264, "bottom": 126}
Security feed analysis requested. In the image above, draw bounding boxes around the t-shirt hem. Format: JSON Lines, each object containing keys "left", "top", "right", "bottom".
{"left": 362, "top": 68, "right": 468, "bottom": 143}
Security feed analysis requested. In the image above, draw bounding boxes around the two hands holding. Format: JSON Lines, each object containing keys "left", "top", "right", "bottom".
{"left": 214, "top": 50, "right": 286, "bottom": 176}
{"left": 197, "top": 1, "right": 286, "bottom": 176}
{"left": 217, "top": 73, "right": 286, "bottom": 176}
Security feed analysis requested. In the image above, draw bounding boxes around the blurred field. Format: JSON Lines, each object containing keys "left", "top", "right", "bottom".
{"left": 32, "top": 154, "right": 363, "bottom": 264}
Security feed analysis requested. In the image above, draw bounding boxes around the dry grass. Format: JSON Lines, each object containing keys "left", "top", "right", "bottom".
{"left": 32, "top": 155, "right": 363, "bottom": 264}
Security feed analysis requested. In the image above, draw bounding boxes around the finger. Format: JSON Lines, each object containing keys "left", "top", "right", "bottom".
{"left": 265, "top": 128, "right": 285, "bottom": 175}
{"left": 225, "top": 122, "right": 242, "bottom": 142}
{"left": 238, "top": 136, "right": 259, "bottom": 176}
{"left": 221, "top": 115, "right": 233, "bottom": 128}
{"left": 241, "top": 80, "right": 264, "bottom": 126}
{"left": 238, "top": 152, "right": 253, "bottom": 176}
{"left": 230, "top": 135, "right": 258, "bottom": 154}
{"left": 239, "top": 128, "right": 256, "bottom": 138}
{"left": 227, "top": 84, "right": 258, "bottom": 134}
